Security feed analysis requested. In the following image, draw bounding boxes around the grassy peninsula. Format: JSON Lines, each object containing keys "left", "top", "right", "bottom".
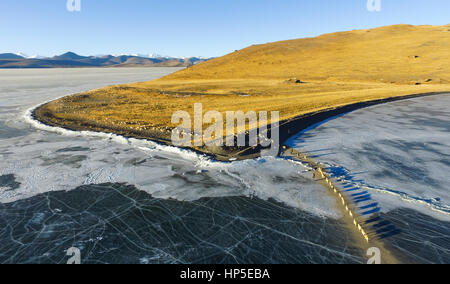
{"left": 34, "top": 24, "right": 450, "bottom": 160}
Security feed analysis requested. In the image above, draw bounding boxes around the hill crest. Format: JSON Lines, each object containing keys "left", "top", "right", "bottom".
{"left": 160, "top": 24, "right": 450, "bottom": 84}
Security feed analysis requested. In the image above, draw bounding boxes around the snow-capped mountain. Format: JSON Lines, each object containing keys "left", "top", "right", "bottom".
{"left": 14, "top": 52, "right": 46, "bottom": 59}
{"left": 0, "top": 51, "right": 212, "bottom": 68}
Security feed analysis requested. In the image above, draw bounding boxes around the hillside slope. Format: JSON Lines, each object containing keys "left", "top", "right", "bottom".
{"left": 160, "top": 24, "right": 450, "bottom": 84}
{"left": 35, "top": 25, "right": 450, "bottom": 160}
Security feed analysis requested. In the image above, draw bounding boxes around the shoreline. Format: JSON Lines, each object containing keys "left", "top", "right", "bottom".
{"left": 26, "top": 91, "right": 450, "bottom": 264}
{"left": 31, "top": 91, "right": 449, "bottom": 162}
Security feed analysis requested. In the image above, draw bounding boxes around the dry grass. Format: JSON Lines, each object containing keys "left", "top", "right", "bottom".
{"left": 160, "top": 24, "right": 450, "bottom": 84}
{"left": 37, "top": 24, "right": 450, "bottom": 147}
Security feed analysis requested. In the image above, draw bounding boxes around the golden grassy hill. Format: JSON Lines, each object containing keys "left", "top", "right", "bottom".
{"left": 35, "top": 24, "right": 450, "bottom": 159}
{"left": 159, "top": 24, "right": 450, "bottom": 84}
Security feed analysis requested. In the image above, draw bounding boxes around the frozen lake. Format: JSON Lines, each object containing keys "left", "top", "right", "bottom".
{"left": 0, "top": 68, "right": 358, "bottom": 264}
{"left": 288, "top": 94, "right": 450, "bottom": 220}
{"left": 288, "top": 94, "right": 450, "bottom": 263}
{"left": 0, "top": 68, "right": 448, "bottom": 263}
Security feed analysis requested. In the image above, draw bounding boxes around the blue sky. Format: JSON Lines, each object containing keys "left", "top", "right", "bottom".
{"left": 1, "top": 0, "right": 449, "bottom": 57}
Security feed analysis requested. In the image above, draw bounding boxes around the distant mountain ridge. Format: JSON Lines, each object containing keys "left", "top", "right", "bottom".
{"left": 0, "top": 53, "right": 25, "bottom": 60}
{"left": 0, "top": 52, "right": 211, "bottom": 68}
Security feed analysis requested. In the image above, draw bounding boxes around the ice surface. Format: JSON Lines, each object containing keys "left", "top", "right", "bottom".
{"left": 0, "top": 183, "right": 363, "bottom": 264}
{"left": 0, "top": 68, "right": 340, "bottom": 219}
{"left": 3, "top": 69, "right": 448, "bottom": 263}
{"left": 0, "top": 69, "right": 353, "bottom": 263}
{"left": 288, "top": 94, "right": 450, "bottom": 221}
